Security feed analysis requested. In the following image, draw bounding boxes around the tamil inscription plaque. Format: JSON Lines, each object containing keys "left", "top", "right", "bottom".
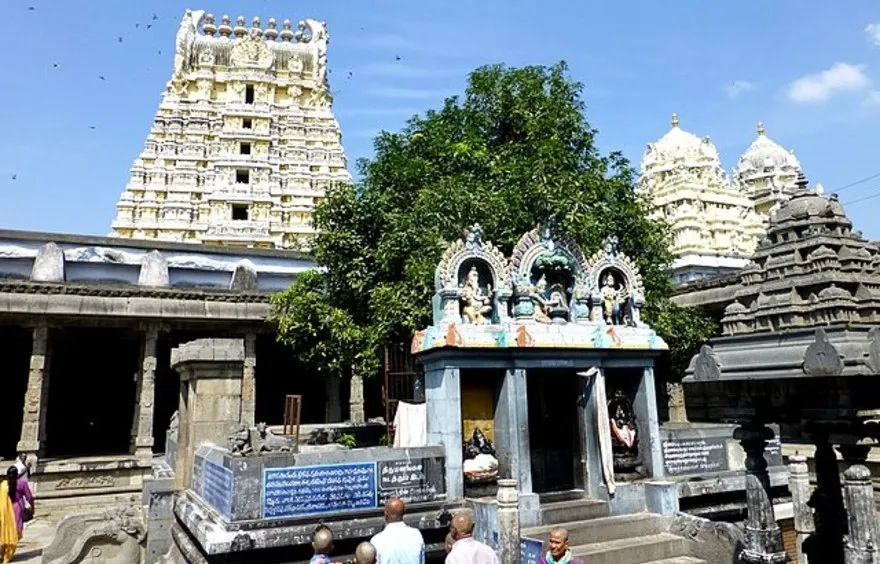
{"left": 662, "top": 437, "right": 728, "bottom": 476}
{"left": 202, "top": 460, "right": 233, "bottom": 518}
{"left": 263, "top": 462, "right": 377, "bottom": 519}
{"left": 378, "top": 457, "right": 446, "bottom": 504}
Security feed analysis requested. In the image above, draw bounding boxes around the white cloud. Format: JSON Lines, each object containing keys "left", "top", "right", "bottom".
{"left": 787, "top": 62, "right": 870, "bottom": 103}
{"left": 725, "top": 80, "right": 756, "bottom": 99}
{"left": 366, "top": 87, "right": 455, "bottom": 100}
{"left": 866, "top": 23, "right": 880, "bottom": 46}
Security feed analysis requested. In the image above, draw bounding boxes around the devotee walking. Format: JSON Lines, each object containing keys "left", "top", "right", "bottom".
{"left": 370, "top": 498, "right": 425, "bottom": 564}
{"left": 311, "top": 525, "right": 337, "bottom": 564}
{"left": 445, "top": 512, "right": 499, "bottom": 564}
{"left": 538, "top": 527, "right": 585, "bottom": 564}
{"left": 354, "top": 541, "right": 378, "bottom": 564}
{"left": 1, "top": 466, "right": 33, "bottom": 564}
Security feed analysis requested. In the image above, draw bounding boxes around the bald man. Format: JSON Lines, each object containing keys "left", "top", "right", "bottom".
{"left": 310, "top": 526, "right": 335, "bottom": 564}
{"left": 370, "top": 498, "right": 425, "bottom": 564}
{"left": 355, "top": 541, "right": 378, "bottom": 564}
{"left": 446, "top": 512, "right": 499, "bottom": 564}
{"left": 538, "top": 527, "right": 585, "bottom": 564}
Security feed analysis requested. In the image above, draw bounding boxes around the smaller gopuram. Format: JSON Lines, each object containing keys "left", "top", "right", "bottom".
{"left": 684, "top": 174, "right": 880, "bottom": 564}
{"left": 412, "top": 221, "right": 672, "bottom": 527}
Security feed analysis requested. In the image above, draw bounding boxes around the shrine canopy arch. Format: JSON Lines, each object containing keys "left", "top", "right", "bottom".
{"left": 583, "top": 236, "right": 645, "bottom": 300}
{"left": 434, "top": 225, "right": 511, "bottom": 293}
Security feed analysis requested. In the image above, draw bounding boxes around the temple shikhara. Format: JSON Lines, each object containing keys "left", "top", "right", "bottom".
{"left": 110, "top": 11, "right": 352, "bottom": 250}
{"left": 639, "top": 115, "right": 803, "bottom": 284}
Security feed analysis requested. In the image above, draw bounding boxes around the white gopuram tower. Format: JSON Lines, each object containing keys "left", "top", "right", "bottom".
{"left": 111, "top": 11, "right": 352, "bottom": 250}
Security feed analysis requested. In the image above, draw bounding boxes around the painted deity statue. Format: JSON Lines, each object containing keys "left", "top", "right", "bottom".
{"left": 460, "top": 266, "right": 493, "bottom": 325}
{"left": 601, "top": 272, "right": 623, "bottom": 325}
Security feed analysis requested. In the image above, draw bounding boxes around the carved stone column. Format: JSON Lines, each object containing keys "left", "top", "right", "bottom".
{"left": 496, "top": 478, "right": 521, "bottom": 564}
{"left": 349, "top": 372, "right": 365, "bottom": 425}
{"left": 132, "top": 327, "right": 159, "bottom": 460}
{"left": 789, "top": 454, "right": 815, "bottom": 564}
{"left": 17, "top": 325, "right": 51, "bottom": 464}
{"left": 803, "top": 434, "right": 847, "bottom": 564}
{"left": 239, "top": 334, "right": 257, "bottom": 427}
{"left": 666, "top": 381, "right": 688, "bottom": 424}
{"left": 843, "top": 465, "right": 880, "bottom": 564}
{"left": 734, "top": 421, "right": 787, "bottom": 564}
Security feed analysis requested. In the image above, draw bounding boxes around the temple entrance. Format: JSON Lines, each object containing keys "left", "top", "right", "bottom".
{"left": 527, "top": 370, "right": 581, "bottom": 493}
{"left": 0, "top": 325, "right": 31, "bottom": 460}
{"left": 255, "top": 335, "right": 329, "bottom": 425}
{"left": 45, "top": 328, "right": 140, "bottom": 457}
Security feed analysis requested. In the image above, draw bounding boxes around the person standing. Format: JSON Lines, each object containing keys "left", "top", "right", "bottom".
{"left": 354, "top": 541, "right": 378, "bottom": 564}
{"left": 1, "top": 466, "right": 33, "bottom": 563}
{"left": 310, "top": 525, "right": 336, "bottom": 564}
{"left": 370, "top": 498, "right": 425, "bottom": 564}
{"left": 445, "top": 513, "right": 499, "bottom": 564}
{"left": 538, "top": 527, "right": 585, "bottom": 564}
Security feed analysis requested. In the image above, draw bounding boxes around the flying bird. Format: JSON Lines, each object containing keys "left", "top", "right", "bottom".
{"left": 395, "top": 55, "right": 401, "bottom": 61}
{"left": 152, "top": 13, "right": 159, "bottom": 21}
{"left": 53, "top": 63, "right": 59, "bottom": 68}
{"left": 135, "top": 23, "right": 140, "bottom": 29}
{"left": 11, "top": 174, "right": 17, "bottom": 180}
{"left": 347, "top": 71, "right": 353, "bottom": 79}
{"left": 146, "top": 24, "right": 152, "bottom": 30}
{"left": 28, "top": 6, "right": 35, "bottom": 11}
{"left": 98, "top": 76, "right": 106, "bottom": 80}
{"left": 89, "top": 126, "right": 96, "bottom": 130}
{"left": 118, "top": 36, "right": 124, "bottom": 43}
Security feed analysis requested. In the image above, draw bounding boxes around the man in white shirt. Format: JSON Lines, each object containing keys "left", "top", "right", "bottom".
{"left": 446, "top": 512, "right": 499, "bottom": 564}
{"left": 370, "top": 498, "right": 425, "bottom": 564}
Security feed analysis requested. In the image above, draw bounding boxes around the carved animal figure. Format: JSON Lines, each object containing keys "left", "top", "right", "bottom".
{"left": 256, "top": 422, "right": 293, "bottom": 453}
{"left": 228, "top": 424, "right": 253, "bottom": 456}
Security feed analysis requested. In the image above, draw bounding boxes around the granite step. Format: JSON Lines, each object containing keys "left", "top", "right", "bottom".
{"left": 539, "top": 498, "right": 609, "bottom": 523}
{"left": 642, "top": 558, "right": 706, "bottom": 564}
{"left": 573, "top": 532, "right": 690, "bottom": 564}
{"left": 523, "top": 513, "right": 667, "bottom": 546}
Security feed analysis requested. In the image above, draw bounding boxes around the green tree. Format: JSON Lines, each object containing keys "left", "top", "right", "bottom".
{"left": 270, "top": 61, "right": 715, "bottom": 381}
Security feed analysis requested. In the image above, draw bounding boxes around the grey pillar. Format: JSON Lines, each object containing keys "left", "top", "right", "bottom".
{"left": 789, "top": 454, "right": 815, "bottom": 564}
{"left": 843, "top": 465, "right": 880, "bottom": 564}
{"left": 633, "top": 367, "right": 664, "bottom": 478}
{"left": 17, "top": 325, "right": 51, "bottom": 464}
{"left": 240, "top": 333, "right": 257, "bottom": 427}
{"left": 425, "top": 366, "right": 463, "bottom": 500}
{"left": 734, "top": 422, "right": 787, "bottom": 564}
{"left": 497, "top": 478, "right": 521, "bottom": 564}
{"left": 494, "top": 369, "right": 533, "bottom": 493}
{"left": 132, "top": 327, "right": 159, "bottom": 460}
{"left": 350, "top": 372, "right": 365, "bottom": 425}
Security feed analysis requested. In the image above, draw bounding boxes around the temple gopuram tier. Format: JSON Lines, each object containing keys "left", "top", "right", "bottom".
{"left": 111, "top": 11, "right": 352, "bottom": 251}
{"left": 684, "top": 174, "right": 880, "bottom": 563}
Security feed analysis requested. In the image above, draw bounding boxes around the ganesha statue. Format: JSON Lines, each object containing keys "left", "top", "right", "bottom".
{"left": 460, "top": 266, "right": 493, "bottom": 325}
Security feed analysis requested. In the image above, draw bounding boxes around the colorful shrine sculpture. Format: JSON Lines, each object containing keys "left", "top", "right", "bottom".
{"left": 413, "top": 221, "right": 665, "bottom": 353}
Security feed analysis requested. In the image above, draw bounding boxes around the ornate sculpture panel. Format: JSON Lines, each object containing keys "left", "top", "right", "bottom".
{"left": 583, "top": 235, "right": 646, "bottom": 326}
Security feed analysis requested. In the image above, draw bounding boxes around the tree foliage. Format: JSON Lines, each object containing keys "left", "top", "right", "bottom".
{"left": 270, "top": 61, "right": 716, "bottom": 380}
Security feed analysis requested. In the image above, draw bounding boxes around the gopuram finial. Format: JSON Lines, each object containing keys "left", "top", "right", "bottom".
{"left": 671, "top": 113, "right": 680, "bottom": 128}
{"left": 757, "top": 121, "right": 765, "bottom": 136}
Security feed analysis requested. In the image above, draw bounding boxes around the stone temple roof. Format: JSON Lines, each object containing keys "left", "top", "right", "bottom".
{"left": 720, "top": 173, "right": 880, "bottom": 336}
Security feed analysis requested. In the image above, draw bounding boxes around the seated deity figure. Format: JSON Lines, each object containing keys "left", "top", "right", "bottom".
{"left": 601, "top": 272, "right": 624, "bottom": 325}
{"left": 460, "top": 266, "right": 493, "bottom": 325}
{"left": 529, "top": 275, "right": 553, "bottom": 323}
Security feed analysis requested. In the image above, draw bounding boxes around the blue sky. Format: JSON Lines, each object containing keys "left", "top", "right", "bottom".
{"left": 3, "top": 1, "right": 880, "bottom": 238}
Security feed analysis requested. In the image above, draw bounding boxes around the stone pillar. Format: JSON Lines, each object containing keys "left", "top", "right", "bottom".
{"left": 843, "top": 465, "right": 880, "bottom": 564}
{"left": 425, "top": 366, "right": 463, "bottom": 500}
{"left": 666, "top": 381, "right": 688, "bottom": 424}
{"left": 734, "top": 421, "right": 787, "bottom": 564}
{"left": 350, "top": 372, "right": 365, "bottom": 425}
{"left": 132, "top": 327, "right": 159, "bottom": 460}
{"left": 17, "top": 325, "right": 51, "bottom": 464}
{"left": 240, "top": 334, "right": 257, "bottom": 427}
{"left": 171, "top": 338, "right": 245, "bottom": 489}
{"left": 633, "top": 367, "right": 664, "bottom": 477}
{"left": 494, "top": 369, "right": 533, "bottom": 494}
{"left": 496, "top": 478, "right": 521, "bottom": 564}
{"left": 789, "top": 454, "right": 815, "bottom": 564}
{"left": 803, "top": 435, "right": 847, "bottom": 563}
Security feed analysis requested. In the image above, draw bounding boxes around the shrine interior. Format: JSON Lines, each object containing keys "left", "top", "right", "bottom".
{"left": 527, "top": 369, "right": 581, "bottom": 493}
{"left": 44, "top": 327, "right": 140, "bottom": 457}
{"left": 0, "top": 325, "right": 31, "bottom": 460}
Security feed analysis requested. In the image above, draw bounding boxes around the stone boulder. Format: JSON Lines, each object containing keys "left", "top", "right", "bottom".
{"left": 41, "top": 505, "right": 146, "bottom": 564}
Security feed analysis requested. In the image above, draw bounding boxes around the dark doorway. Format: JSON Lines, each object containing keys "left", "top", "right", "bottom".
{"left": 45, "top": 328, "right": 140, "bottom": 457}
{"left": 255, "top": 335, "right": 329, "bottom": 425}
{"left": 0, "top": 326, "right": 32, "bottom": 460}
{"left": 527, "top": 370, "right": 581, "bottom": 493}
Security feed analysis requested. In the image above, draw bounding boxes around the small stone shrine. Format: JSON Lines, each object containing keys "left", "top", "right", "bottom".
{"left": 685, "top": 173, "right": 880, "bottom": 564}
{"left": 412, "top": 221, "right": 673, "bottom": 528}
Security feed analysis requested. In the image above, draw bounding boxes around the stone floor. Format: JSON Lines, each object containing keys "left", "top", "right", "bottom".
{"left": 12, "top": 519, "right": 56, "bottom": 563}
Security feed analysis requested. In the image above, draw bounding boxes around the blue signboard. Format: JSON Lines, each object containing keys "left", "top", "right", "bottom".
{"left": 263, "top": 462, "right": 377, "bottom": 519}
{"left": 202, "top": 460, "right": 233, "bottom": 518}
{"left": 491, "top": 533, "right": 545, "bottom": 564}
